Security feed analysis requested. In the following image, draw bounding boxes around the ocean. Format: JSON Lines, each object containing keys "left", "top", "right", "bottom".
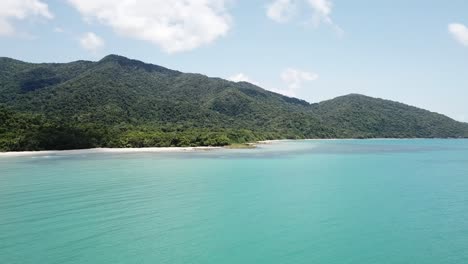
{"left": 1, "top": 140, "right": 468, "bottom": 263}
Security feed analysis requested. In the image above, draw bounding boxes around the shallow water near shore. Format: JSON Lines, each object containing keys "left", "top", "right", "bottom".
{"left": 1, "top": 139, "right": 468, "bottom": 263}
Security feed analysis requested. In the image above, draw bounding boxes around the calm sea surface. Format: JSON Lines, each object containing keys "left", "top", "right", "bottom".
{"left": 1, "top": 140, "right": 468, "bottom": 264}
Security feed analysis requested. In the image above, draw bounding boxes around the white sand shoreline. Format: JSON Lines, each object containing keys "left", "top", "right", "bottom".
{"left": 0, "top": 146, "right": 222, "bottom": 157}
{"left": 1, "top": 138, "right": 464, "bottom": 157}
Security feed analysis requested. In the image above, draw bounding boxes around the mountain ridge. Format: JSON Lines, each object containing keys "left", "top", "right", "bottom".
{"left": 0, "top": 55, "right": 466, "bottom": 151}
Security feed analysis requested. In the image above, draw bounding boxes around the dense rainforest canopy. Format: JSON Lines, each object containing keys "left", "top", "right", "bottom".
{"left": 1, "top": 55, "right": 467, "bottom": 151}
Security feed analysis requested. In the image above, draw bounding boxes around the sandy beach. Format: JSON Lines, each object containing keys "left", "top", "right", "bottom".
{"left": 0, "top": 146, "right": 222, "bottom": 157}
{"left": 1, "top": 138, "right": 456, "bottom": 157}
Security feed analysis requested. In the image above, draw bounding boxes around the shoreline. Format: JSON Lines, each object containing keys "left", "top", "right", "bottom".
{"left": 259, "top": 138, "right": 466, "bottom": 143}
{"left": 1, "top": 138, "right": 466, "bottom": 157}
{"left": 0, "top": 146, "right": 222, "bottom": 157}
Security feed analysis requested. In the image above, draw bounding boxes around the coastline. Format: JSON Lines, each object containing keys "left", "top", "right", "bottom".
{"left": 1, "top": 138, "right": 465, "bottom": 157}
{"left": 0, "top": 146, "right": 221, "bottom": 157}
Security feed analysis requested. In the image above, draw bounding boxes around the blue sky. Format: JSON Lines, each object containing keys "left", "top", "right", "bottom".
{"left": 0, "top": 0, "right": 467, "bottom": 121}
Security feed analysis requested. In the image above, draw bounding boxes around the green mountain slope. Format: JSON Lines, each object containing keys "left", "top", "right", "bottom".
{"left": 314, "top": 94, "right": 468, "bottom": 138}
{"left": 1, "top": 55, "right": 466, "bottom": 151}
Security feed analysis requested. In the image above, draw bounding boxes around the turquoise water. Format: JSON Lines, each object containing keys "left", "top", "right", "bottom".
{"left": 1, "top": 140, "right": 468, "bottom": 263}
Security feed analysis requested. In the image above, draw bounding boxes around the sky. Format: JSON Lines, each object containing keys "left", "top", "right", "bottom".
{"left": 0, "top": 0, "right": 467, "bottom": 122}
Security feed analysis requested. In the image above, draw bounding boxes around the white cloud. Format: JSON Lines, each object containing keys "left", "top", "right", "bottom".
{"left": 68, "top": 0, "right": 232, "bottom": 54}
{"left": 449, "top": 23, "right": 468, "bottom": 47}
{"left": 307, "top": 0, "right": 342, "bottom": 34}
{"left": 307, "top": 0, "right": 332, "bottom": 24}
{"left": 79, "top": 32, "right": 105, "bottom": 52}
{"left": 281, "top": 68, "right": 319, "bottom": 87}
{"left": 267, "top": 0, "right": 296, "bottom": 23}
{"left": 276, "top": 68, "right": 318, "bottom": 96}
{"left": 228, "top": 73, "right": 261, "bottom": 86}
{"left": 0, "top": 0, "right": 53, "bottom": 36}
{"left": 54, "top": 27, "right": 64, "bottom": 33}
{"left": 266, "top": 0, "right": 342, "bottom": 34}
{"left": 228, "top": 68, "right": 318, "bottom": 97}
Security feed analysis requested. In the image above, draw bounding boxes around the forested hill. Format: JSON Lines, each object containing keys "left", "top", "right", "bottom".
{"left": 1, "top": 55, "right": 467, "bottom": 151}
{"left": 313, "top": 94, "right": 468, "bottom": 138}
